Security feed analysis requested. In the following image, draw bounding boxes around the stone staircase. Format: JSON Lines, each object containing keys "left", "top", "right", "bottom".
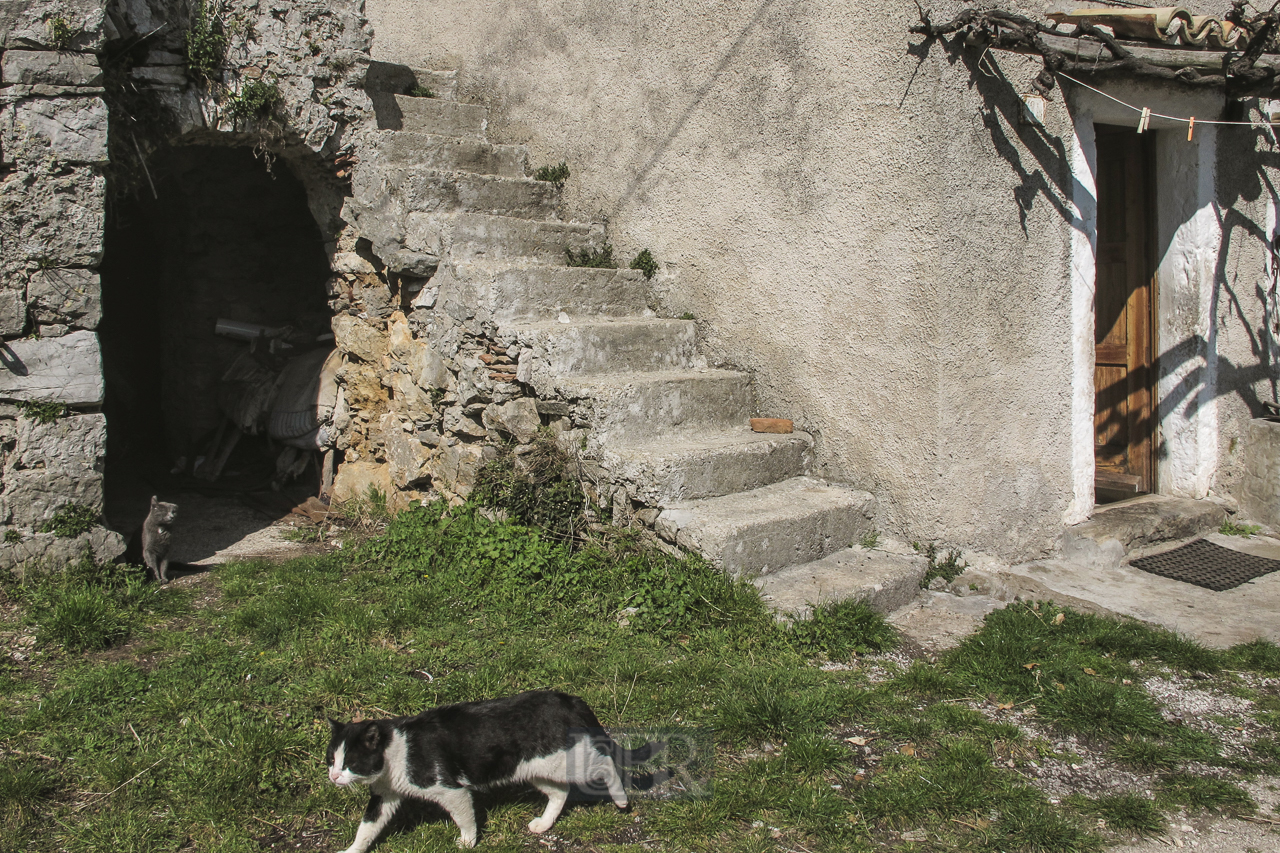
{"left": 346, "top": 67, "right": 916, "bottom": 609}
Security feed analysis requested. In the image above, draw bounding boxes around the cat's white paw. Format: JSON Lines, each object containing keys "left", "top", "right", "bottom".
{"left": 528, "top": 817, "right": 554, "bottom": 834}
{"left": 455, "top": 835, "right": 477, "bottom": 849}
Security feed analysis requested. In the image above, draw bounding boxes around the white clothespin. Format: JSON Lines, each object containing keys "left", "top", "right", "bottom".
{"left": 1137, "top": 107, "right": 1151, "bottom": 133}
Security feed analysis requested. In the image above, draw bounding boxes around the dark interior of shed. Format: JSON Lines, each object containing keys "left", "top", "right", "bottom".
{"left": 100, "top": 146, "right": 333, "bottom": 540}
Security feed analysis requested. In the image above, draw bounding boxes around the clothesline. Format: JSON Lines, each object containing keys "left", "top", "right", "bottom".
{"left": 1056, "top": 71, "right": 1275, "bottom": 139}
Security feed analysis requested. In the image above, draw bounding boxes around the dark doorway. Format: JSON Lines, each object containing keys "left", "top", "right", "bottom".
{"left": 100, "top": 146, "right": 332, "bottom": 536}
{"left": 1094, "top": 125, "right": 1157, "bottom": 500}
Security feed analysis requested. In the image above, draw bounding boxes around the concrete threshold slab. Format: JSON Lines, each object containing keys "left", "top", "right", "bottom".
{"left": 1062, "top": 494, "right": 1227, "bottom": 569}
{"left": 754, "top": 541, "right": 927, "bottom": 619}
{"left": 999, "top": 537, "right": 1280, "bottom": 648}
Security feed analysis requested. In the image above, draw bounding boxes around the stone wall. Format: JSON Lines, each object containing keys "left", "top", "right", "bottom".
{"left": 0, "top": 0, "right": 377, "bottom": 568}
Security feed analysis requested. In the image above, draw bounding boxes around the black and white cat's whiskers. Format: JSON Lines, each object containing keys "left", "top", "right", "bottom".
{"left": 326, "top": 691, "right": 650, "bottom": 851}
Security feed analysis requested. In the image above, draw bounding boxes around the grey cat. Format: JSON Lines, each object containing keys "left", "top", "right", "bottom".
{"left": 142, "top": 496, "right": 178, "bottom": 583}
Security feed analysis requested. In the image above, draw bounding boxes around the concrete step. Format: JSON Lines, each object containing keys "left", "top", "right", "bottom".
{"left": 409, "top": 214, "right": 605, "bottom": 267}
{"left": 551, "top": 369, "right": 754, "bottom": 441}
{"left": 431, "top": 263, "right": 651, "bottom": 325}
{"left": 1062, "top": 494, "right": 1227, "bottom": 569}
{"left": 372, "top": 131, "right": 528, "bottom": 178}
{"left": 509, "top": 317, "right": 697, "bottom": 378}
{"left": 600, "top": 429, "right": 813, "bottom": 504}
{"left": 655, "top": 477, "right": 877, "bottom": 577}
{"left": 393, "top": 93, "right": 487, "bottom": 137}
{"left": 755, "top": 543, "right": 927, "bottom": 618}
{"left": 367, "top": 167, "right": 559, "bottom": 220}
{"left": 367, "top": 64, "right": 459, "bottom": 101}
{"left": 406, "top": 68, "right": 459, "bottom": 100}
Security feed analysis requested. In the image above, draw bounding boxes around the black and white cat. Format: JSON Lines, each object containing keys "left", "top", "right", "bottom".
{"left": 326, "top": 690, "right": 659, "bottom": 850}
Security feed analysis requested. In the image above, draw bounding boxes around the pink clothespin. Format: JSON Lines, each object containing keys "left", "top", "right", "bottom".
{"left": 1188, "top": 117, "right": 1196, "bottom": 141}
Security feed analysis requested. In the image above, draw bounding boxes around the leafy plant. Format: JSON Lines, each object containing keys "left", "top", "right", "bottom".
{"left": 184, "top": 3, "right": 228, "bottom": 81}
{"left": 15, "top": 400, "right": 67, "bottom": 424}
{"left": 678, "top": 312, "right": 696, "bottom": 321}
{"left": 858, "top": 528, "right": 880, "bottom": 549}
{"left": 229, "top": 80, "right": 281, "bottom": 119}
{"left": 4, "top": 530, "right": 20, "bottom": 544}
{"left": 566, "top": 244, "right": 617, "bottom": 269}
{"left": 473, "top": 431, "right": 583, "bottom": 543}
{"left": 1220, "top": 519, "right": 1262, "bottom": 537}
{"left": 408, "top": 84, "right": 435, "bottom": 98}
{"left": 533, "top": 161, "right": 570, "bottom": 189}
{"left": 37, "top": 504, "right": 99, "bottom": 538}
{"left": 629, "top": 248, "right": 658, "bottom": 279}
{"left": 47, "top": 17, "right": 75, "bottom": 51}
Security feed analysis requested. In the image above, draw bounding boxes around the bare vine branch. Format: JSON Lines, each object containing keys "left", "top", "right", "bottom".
{"left": 909, "top": 4, "right": 1280, "bottom": 99}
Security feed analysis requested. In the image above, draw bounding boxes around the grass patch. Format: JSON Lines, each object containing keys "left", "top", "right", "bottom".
{"left": 6, "top": 510, "right": 1280, "bottom": 852}
{"left": 37, "top": 503, "right": 99, "bottom": 538}
{"left": 1219, "top": 519, "right": 1262, "bottom": 537}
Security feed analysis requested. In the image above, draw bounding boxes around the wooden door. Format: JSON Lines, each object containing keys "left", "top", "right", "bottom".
{"left": 1094, "top": 126, "right": 1156, "bottom": 496}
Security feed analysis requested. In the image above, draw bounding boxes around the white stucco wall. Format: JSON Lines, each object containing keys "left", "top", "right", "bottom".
{"left": 365, "top": 0, "right": 1280, "bottom": 553}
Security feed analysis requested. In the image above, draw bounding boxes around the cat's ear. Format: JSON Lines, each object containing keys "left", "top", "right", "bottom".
{"left": 328, "top": 718, "right": 344, "bottom": 735}
{"left": 362, "top": 724, "right": 383, "bottom": 750}
{"left": 150, "top": 495, "right": 158, "bottom": 508}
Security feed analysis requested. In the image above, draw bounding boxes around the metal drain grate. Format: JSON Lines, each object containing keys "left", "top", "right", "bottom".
{"left": 1130, "top": 539, "right": 1280, "bottom": 592}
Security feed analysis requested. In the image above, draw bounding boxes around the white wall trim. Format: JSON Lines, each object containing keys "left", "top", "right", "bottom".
{"left": 1066, "top": 116, "right": 1097, "bottom": 525}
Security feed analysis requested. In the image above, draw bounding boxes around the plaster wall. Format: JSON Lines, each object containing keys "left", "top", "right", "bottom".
{"left": 366, "top": 0, "right": 1084, "bottom": 558}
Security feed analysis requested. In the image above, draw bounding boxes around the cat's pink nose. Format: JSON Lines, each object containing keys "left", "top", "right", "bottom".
{"left": 329, "top": 768, "right": 342, "bottom": 783}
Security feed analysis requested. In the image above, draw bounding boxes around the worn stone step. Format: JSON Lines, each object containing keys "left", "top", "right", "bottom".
{"left": 601, "top": 429, "right": 814, "bottom": 505}
{"left": 656, "top": 477, "right": 877, "bottom": 578}
{"left": 1062, "top": 494, "right": 1227, "bottom": 569}
{"left": 754, "top": 544, "right": 927, "bottom": 618}
{"left": 393, "top": 93, "right": 487, "bottom": 137}
{"left": 551, "top": 369, "right": 754, "bottom": 442}
{"left": 509, "top": 318, "right": 697, "bottom": 378}
{"left": 430, "top": 263, "right": 650, "bottom": 325}
{"left": 407, "top": 213, "right": 604, "bottom": 267}
{"left": 373, "top": 131, "right": 528, "bottom": 178}
{"left": 365, "top": 167, "right": 559, "bottom": 220}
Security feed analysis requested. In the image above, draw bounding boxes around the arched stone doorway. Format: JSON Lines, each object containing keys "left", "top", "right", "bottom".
{"left": 100, "top": 145, "right": 335, "bottom": 544}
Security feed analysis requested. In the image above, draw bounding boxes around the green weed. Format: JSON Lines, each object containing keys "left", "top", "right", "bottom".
{"left": 629, "top": 248, "right": 659, "bottom": 279}
{"left": 46, "top": 17, "right": 75, "bottom": 50}
{"left": 16, "top": 400, "right": 68, "bottom": 424}
{"left": 679, "top": 311, "right": 696, "bottom": 320}
{"left": 565, "top": 244, "right": 616, "bottom": 268}
{"left": 917, "top": 542, "right": 968, "bottom": 587}
{"left": 408, "top": 84, "right": 435, "bottom": 98}
{"left": 788, "top": 598, "right": 898, "bottom": 659}
{"left": 37, "top": 504, "right": 98, "bottom": 537}
{"left": 184, "top": 3, "right": 228, "bottom": 80}
{"left": 532, "top": 161, "right": 570, "bottom": 189}
{"left": 1220, "top": 520, "right": 1262, "bottom": 537}
{"left": 4, "top": 530, "right": 20, "bottom": 544}
{"left": 1156, "top": 773, "right": 1253, "bottom": 814}
{"left": 229, "top": 80, "right": 281, "bottom": 119}
{"left": 1069, "top": 792, "right": 1164, "bottom": 834}
{"left": 858, "top": 528, "right": 881, "bottom": 549}
{"left": 1223, "top": 639, "right": 1280, "bottom": 674}
{"left": 473, "top": 431, "right": 583, "bottom": 542}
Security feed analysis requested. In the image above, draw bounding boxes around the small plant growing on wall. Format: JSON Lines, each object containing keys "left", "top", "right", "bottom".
{"left": 229, "top": 79, "right": 282, "bottom": 119}
{"left": 38, "top": 504, "right": 99, "bottom": 538}
{"left": 533, "top": 161, "right": 570, "bottom": 190}
{"left": 408, "top": 84, "right": 435, "bottom": 98}
{"left": 630, "top": 249, "right": 659, "bottom": 280}
{"left": 185, "top": 2, "right": 228, "bottom": 81}
{"left": 47, "top": 16, "right": 76, "bottom": 50}
{"left": 16, "top": 400, "right": 69, "bottom": 424}
{"left": 565, "top": 244, "right": 616, "bottom": 269}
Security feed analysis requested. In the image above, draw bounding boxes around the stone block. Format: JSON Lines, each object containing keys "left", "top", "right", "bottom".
{"left": 1, "top": 50, "right": 102, "bottom": 86}
{"left": 0, "top": 97, "right": 109, "bottom": 165}
{"left": 412, "top": 345, "right": 449, "bottom": 390}
{"left": 0, "top": 329, "right": 103, "bottom": 404}
{"left": 1, "top": 0, "right": 106, "bottom": 49}
{"left": 482, "top": 398, "right": 540, "bottom": 442}
{"left": 332, "top": 313, "right": 388, "bottom": 363}
{"left": 0, "top": 165, "right": 105, "bottom": 267}
{"left": 332, "top": 459, "right": 414, "bottom": 512}
{"left": 0, "top": 289, "right": 26, "bottom": 336}
{"left": 27, "top": 267, "right": 100, "bottom": 328}
{"left": 1241, "top": 418, "right": 1280, "bottom": 529}
{"left": 384, "top": 424, "right": 432, "bottom": 488}
{"left": 0, "top": 527, "right": 125, "bottom": 574}
{"left": 8, "top": 412, "right": 104, "bottom": 471}
{"left": 0, "top": 467, "right": 103, "bottom": 527}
